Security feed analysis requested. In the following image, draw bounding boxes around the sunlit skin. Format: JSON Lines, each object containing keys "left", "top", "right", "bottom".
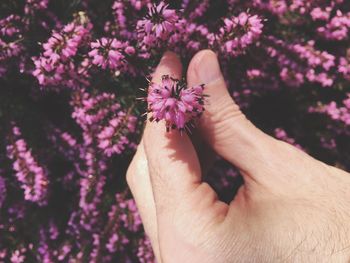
{"left": 127, "top": 50, "right": 350, "bottom": 263}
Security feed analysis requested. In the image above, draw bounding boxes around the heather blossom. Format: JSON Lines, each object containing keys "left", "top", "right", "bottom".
{"left": 88, "top": 38, "right": 135, "bottom": 71}
{"left": 338, "top": 56, "right": 350, "bottom": 80}
{"left": 32, "top": 15, "right": 92, "bottom": 89}
{"left": 6, "top": 126, "right": 49, "bottom": 206}
{"left": 218, "top": 12, "right": 263, "bottom": 57}
{"left": 137, "top": 1, "right": 179, "bottom": 47}
{"left": 71, "top": 90, "right": 136, "bottom": 154}
{"left": 24, "top": 0, "right": 49, "bottom": 15}
{"left": 310, "top": 94, "right": 350, "bottom": 126}
{"left": 97, "top": 112, "right": 137, "bottom": 157}
{"left": 10, "top": 249, "right": 26, "bottom": 263}
{"left": 147, "top": 75, "right": 205, "bottom": 132}
{"left": 317, "top": 10, "right": 350, "bottom": 40}
{"left": 0, "top": 15, "right": 22, "bottom": 37}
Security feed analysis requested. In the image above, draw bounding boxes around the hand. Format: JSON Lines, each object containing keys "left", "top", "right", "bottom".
{"left": 127, "top": 50, "right": 350, "bottom": 263}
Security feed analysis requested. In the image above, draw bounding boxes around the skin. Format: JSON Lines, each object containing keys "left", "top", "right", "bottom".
{"left": 126, "top": 50, "right": 350, "bottom": 263}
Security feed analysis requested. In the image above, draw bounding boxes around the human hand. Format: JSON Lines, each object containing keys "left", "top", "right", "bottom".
{"left": 127, "top": 50, "right": 350, "bottom": 263}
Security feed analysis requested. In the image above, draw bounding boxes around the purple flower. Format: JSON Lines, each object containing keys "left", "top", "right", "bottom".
{"left": 32, "top": 15, "right": 92, "bottom": 89}
{"left": 147, "top": 75, "right": 205, "bottom": 132}
{"left": 88, "top": 37, "right": 134, "bottom": 71}
{"left": 218, "top": 12, "right": 263, "bottom": 56}
{"left": 97, "top": 113, "right": 137, "bottom": 157}
{"left": 137, "top": 235, "right": 155, "bottom": 263}
{"left": 6, "top": 126, "right": 49, "bottom": 206}
{"left": 137, "top": 2, "right": 179, "bottom": 47}
{"left": 0, "top": 15, "right": 21, "bottom": 37}
{"left": 10, "top": 249, "right": 26, "bottom": 263}
{"left": 24, "top": 0, "right": 49, "bottom": 15}
{"left": 317, "top": 11, "right": 350, "bottom": 41}
{"left": 339, "top": 56, "right": 350, "bottom": 80}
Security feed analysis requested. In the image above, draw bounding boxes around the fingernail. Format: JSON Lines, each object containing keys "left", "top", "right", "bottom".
{"left": 195, "top": 51, "right": 222, "bottom": 84}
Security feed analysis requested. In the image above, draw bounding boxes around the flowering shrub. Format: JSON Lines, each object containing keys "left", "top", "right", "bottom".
{"left": 0, "top": 0, "right": 349, "bottom": 262}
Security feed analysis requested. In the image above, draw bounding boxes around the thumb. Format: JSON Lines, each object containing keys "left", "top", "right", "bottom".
{"left": 187, "top": 50, "right": 279, "bottom": 183}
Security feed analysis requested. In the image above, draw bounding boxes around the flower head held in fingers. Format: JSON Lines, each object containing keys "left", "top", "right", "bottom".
{"left": 147, "top": 75, "right": 206, "bottom": 132}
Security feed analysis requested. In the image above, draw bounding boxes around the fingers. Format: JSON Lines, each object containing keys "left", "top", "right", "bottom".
{"left": 187, "top": 50, "right": 279, "bottom": 183}
{"left": 126, "top": 142, "right": 161, "bottom": 261}
{"left": 143, "top": 51, "right": 203, "bottom": 217}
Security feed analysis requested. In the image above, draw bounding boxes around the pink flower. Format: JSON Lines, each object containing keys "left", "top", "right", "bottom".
{"left": 218, "top": 12, "right": 263, "bottom": 57}
{"left": 147, "top": 75, "right": 205, "bottom": 132}
{"left": 137, "top": 2, "right": 179, "bottom": 47}
{"left": 89, "top": 37, "right": 134, "bottom": 71}
{"left": 7, "top": 126, "right": 49, "bottom": 206}
{"left": 97, "top": 113, "right": 137, "bottom": 157}
{"left": 317, "top": 11, "right": 350, "bottom": 41}
{"left": 310, "top": 7, "right": 331, "bottom": 21}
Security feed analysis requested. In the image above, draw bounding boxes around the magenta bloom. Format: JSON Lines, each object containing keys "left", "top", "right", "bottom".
{"left": 89, "top": 37, "right": 134, "bottom": 71}
{"left": 147, "top": 75, "right": 205, "bottom": 132}
{"left": 7, "top": 126, "right": 49, "bottom": 206}
{"left": 137, "top": 2, "right": 179, "bottom": 47}
{"left": 97, "top": 113, "right": 137, "bottom": 157}
{"left": 218, "top": 12, "right": 263, "bottom": 56}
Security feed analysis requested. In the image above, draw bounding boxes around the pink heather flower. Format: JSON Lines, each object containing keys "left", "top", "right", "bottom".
{"left": 89, "top": 37, "right": 134, "bottom": 71}
{"left": 310, "top": 7, "right": 331, "bottom": 21}
{"left": 137, "top": 1, "right": 179, "bottom": 47}
{"left": 317, "top": 11, "right": 350, "bottom": 41}
{"left": 247, "top": 69, "right": 262, "bottom": 79}
{"left": 42, "top": 21, "right": 92, "bottom": 62}
{"left": 182, "top": 0, "right": 209, "bottom": 21}
{"left": 97, "top": 113, "right": 137, "bottom": 157}
{"left": 0, "top": 15, "right": 21, "bottom": 37}
{"left": 137, "top": 235, "right": 155, "bottom": 263}
{"left": 218, "top": 12, "right": 263, "bottom": 57}
{"left": 309, "top": 94, "right": 350, "bottom": 126}
{"left": 338, "top": 56, "right": 350, "bottom": 80}
{"left": 147, "top": 75, "right": 205, "bottom": 132}
{"left": 253, "top": 0, "right": 287, "bottom": 16}
{"left": 280, "top": 67, "right": 304, "bottom": 87}
{"left": 267, "top": 37, "right": 335, "bottom": 87}
{"left": 24, "top": 0, "right": 49, "bottom": 15}
{"left": 32, "top": 17, "right": 92, "bottom": 89}
{"left": 7, "top": 126, "right": 49, "bottom": 206}
{"left": 32, "top": 57, "right": 64, "bottom": 85}
{"left": 10, "top": 249, "right": 26, "bottom": 263}
{"left": 0, "top": 39, "right": 23, "bottom": 61}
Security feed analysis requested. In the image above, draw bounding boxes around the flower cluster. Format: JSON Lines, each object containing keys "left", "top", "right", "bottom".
{"left": 310, "top": 93, "right": 350, "bottom": 126}
{"left": 0, "top": 0, "right": 350, "bottom": 262}
{"left": 0, "top": 15, "right": 24, "bottom": 76}
{"left": 217, "top": 12, "right": 264, "bottom": 57}
{"left": 147, "top": 75, "right": 205, "bottom": 131}
{"left": 89, "top": 38, "right": 135, "bottom": 72}
{"left": 137, "top": 2, "right": 179, "bottom": 48}
{"left": 32, "top": 14, "right": 92, "bottom": 88}
{"left": 317, "top": 10, "right": 350, "bottom": 40}
{"left": 71, "top": 90, "right": 136, "bottom": 154}
{"left": 6, "top": 126, "right": 48, "bottom": 206}
{"left": 97, "top": 112, "right": 137, "bottom": 157}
